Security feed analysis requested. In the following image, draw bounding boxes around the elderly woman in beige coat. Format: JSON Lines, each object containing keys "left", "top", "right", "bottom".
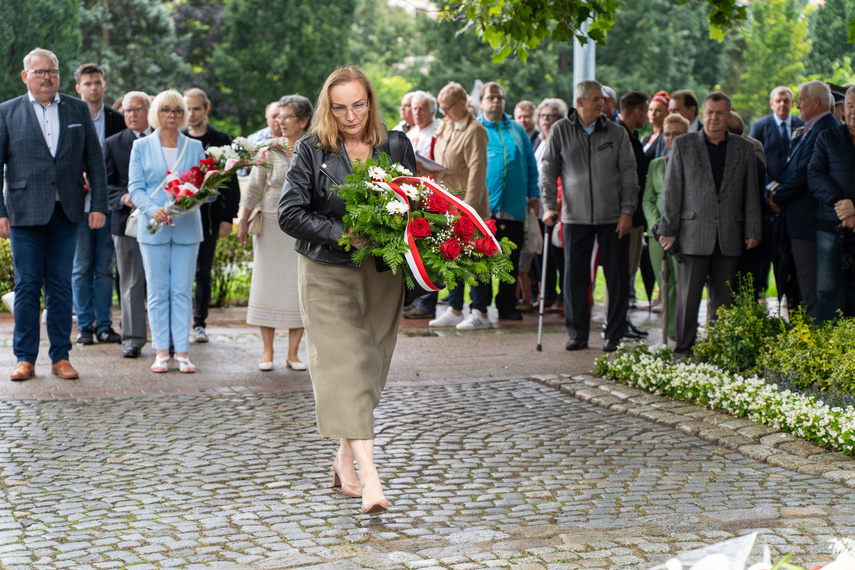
{"left": 402, "top": 82, "right": 490, "bottom": 327}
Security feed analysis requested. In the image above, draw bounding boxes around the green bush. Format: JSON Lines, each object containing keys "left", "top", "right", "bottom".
{"left": 693, "top": 275, "right": 787, "bottom": 374}
{"left": 761, "top": 311, "right": 855, "bottom": 395}
{"left": 0, "top": 239, "right": 13, "bottom": 311}
{"left": 211, "top": 229, "right": 253, "bottom": 308}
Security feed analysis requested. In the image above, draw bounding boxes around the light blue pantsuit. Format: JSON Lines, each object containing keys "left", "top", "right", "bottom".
{"left": 139, "top": 241, "right": 199, "bottom": 353}
{"left": 128, "top": 130, "right": 207, "bottom": 355}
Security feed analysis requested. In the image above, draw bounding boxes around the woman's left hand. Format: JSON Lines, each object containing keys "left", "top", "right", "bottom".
{"left": 237, "top": 218, "right": 250, "bottom": 245}
{"left": 153, "top": 207, "right": 170, "bottom": 222}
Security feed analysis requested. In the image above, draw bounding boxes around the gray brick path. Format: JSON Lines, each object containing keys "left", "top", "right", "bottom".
{"left": 0, "top": 378, "right": 852, "bottom": 569}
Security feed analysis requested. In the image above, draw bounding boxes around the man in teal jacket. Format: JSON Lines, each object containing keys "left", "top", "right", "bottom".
{"left": 457, "top": 81, "right": 539, "bottom": 330}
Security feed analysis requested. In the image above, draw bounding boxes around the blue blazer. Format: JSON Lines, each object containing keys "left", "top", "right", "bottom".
{"left": 748, "top": 113, "right": 805, "bottom": 184}
{"left": 772, "top": 113, "right": 840, "bottom": 240}
{"left": 128, "top": 131, "right": 206, "bottom": 245}
{"left": 0, "top": 93, "right": 108, "bottom": 226}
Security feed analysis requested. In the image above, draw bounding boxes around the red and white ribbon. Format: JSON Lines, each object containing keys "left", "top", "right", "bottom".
{"left": 371, "top": 176, "right": 501, "bottom": 291}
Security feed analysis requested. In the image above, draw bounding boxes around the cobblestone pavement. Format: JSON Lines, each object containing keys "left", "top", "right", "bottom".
{"left": 1, "top": 377, "right": 854, "bottom": 569}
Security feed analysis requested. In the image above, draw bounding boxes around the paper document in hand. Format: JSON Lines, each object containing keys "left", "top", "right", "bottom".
{"left": 415, "top": 152, "right": 448, "bottom": 172}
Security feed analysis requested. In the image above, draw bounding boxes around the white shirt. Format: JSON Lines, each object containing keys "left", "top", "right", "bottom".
{"left": 408, "top": 119, "right": 439, "bottom": 159}
{"left": 28, "top": 91, "right": 61, "bottom": 157}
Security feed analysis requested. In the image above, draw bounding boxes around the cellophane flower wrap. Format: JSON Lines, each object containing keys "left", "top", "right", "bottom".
{"left": 337, "top": 153, "right": 516, "bottom": 290}
{"left": 146, "top": 137, "right": 286, "bottom": 234}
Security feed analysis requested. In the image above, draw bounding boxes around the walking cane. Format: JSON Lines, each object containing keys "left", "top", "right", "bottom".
{"left": 537, "top": 213, "right": 559, "bottom": 351}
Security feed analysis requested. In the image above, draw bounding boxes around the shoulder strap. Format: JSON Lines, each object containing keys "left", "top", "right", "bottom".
{"left": 388, "top": 130, "right": 403, "bottom": 164}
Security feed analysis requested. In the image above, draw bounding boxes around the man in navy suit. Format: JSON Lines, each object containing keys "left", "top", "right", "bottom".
{"left": 72, "top": 62, "right": 125, "bottom": 346}
{"left": 770, "top": 81, "right": 837, "bottom": 318}
{"left": 749, "top": 86, "right": 806, "bottom": 305}
{"left": 0, "top": 48, "right": 108, "bottom": 381}
{"left": 105, "top": 91, "right": 152, "bottom": 359}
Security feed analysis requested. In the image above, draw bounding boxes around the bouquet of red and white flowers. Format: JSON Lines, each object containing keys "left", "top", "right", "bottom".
{"left": 337, "top": 153, "right": 515, "bottom": 290}
{"left": 146, "top": 138, "right": 286, "bottom": 234}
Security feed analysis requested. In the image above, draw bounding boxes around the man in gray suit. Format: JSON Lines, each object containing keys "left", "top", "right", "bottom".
{"left": 0, "top": 48, "right": 108, "bottom": 381}
{"left": 659, "top": 91, "right": 762, "bottom": 354}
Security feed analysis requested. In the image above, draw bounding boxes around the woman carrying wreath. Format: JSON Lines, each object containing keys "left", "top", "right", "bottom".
{"left": 237, "top": 95, "right": 313, "bottom": 372}
{"left": 128, "top": 89, "right": 206, "bottom": 373}
{"left": 278, "top": 66, "right": 416, "bottom": 515}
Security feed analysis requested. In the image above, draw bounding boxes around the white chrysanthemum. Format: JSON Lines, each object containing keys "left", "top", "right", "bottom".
{"left": 207, "top": 146, "right": 224, "bottom": 160}
{"left": 233, "top": 137, "right": 256, "bottom": 152}
{"left": 369, "top": 166, "right": 388, "bottom": 180}
{"left": 399, "top": 183, "right": 419, "bottom": 200}
{"left": 394, "top": 164, "right": 413, "bottom": 176}
{"left": 385, "top": 200, "right": 408, "bottom": 215}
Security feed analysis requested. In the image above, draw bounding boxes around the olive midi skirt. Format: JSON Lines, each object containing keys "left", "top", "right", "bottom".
{"left": 297, "top": 255, "right": 404, "bottom": 439}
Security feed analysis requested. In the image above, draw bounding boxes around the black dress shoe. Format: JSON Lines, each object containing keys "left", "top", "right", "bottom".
{"left": 565, "top": 339, "right": 589, "bottom": 351}
{"left": 603, "top": 338, "right": 621, "bottom": 352}
{"left": 76, "top": 328, "right": 94, "bottom": 345}
{"left": 625, "top": 322, "right": 648, "bottom": 338}
{"left": 498, "top": 309, "right": 523, "bottom": 320}
{"left": 123, "top": 346, "right": 141, "bottom": 359}
{"left": 97, "top": 327, "right": 122, "bottom": 344}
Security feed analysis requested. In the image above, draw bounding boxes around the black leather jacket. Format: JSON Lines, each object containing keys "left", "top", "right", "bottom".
{"left": 278, "top": 130, "right": 416, "bottom": 267}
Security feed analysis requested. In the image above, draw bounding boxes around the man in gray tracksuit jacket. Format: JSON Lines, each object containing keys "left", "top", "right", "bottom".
{"left": 541, "top": 80, "right": 639, "bottom": 352}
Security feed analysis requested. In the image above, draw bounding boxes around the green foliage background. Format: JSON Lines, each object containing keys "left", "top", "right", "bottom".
{"left": 1, "top": 0, "right": 854, "bottom": 133}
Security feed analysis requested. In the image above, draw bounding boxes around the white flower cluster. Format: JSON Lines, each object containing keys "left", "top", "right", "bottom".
{"left": 232, "top": 137, "right": 257, "bottom": 153}
{"left": 390, "top": 163, "right": 413, "bottom": 177}
{"left": 207, "top": 145, "right": 239, "bottom": 162}
{"left": 599, "top": 349, "right": 855, "bottom": 455}
{"left": 399, "top": 183, "right": 420, "bottom": 201}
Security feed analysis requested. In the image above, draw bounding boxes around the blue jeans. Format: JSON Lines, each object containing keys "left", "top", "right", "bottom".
{"left": 10, "top": 204, "right": 79, "bottom": 364}
{"left": 816, "top": 229, "right": 855, "bottom": 323}
{"left": 72, "top": 213, "right": 115, "bottom": 333}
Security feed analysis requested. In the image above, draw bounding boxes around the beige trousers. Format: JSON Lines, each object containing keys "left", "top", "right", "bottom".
{"left": 297, "top": 256, "right": 404, "bottom": 438}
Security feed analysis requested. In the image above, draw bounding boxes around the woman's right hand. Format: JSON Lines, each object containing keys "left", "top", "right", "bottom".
{"left": 237, "top": 218, "right": 250, "bottom": 245}
{"left": 153, "top": 207, "right": 170, "bottom": 222}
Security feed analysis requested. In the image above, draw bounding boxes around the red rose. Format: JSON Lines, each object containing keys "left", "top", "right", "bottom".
{"left": 484, "top": 219, "right": 497, "bottom": 235}
{"left": 453, "top": 216, "right": 476, "bottom": 240}
{"left": 440, "top": 238, "right": 461, "bottom": 260}
{"left": 475, "top": 237, "right": 498, "bottom": 257}
{"left": 427, "top": 193, "right": 449, "bottom": 214}
{"left": 409, "top": 218, "right": 431, "bottom": 239}
{"left": 180, "top": 170, "right": 193, "bottom": 183}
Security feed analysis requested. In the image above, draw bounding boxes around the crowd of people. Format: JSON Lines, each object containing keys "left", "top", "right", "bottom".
{"left": 5, "top": 45, "right": 855, "bottom": 516}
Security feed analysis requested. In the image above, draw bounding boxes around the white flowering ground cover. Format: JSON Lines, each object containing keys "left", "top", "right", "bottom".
{"left": 594, "top": 345, "right": 855, "bottom": 455}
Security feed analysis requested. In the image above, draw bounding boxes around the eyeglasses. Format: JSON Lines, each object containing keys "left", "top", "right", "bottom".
{"left": 27, "top": 69, "right": 60, "bottom": 78}
{"left": 277, "top": 114, "right": 296, "bottom": 121}
{"left": 124, "top": 106, "right": 150, "bottom": 114}
{"left": 330, "top": 102, "right": 368, "bottom": 117}
{"left": 539, "top": 114, "right": 559, "bottom": 121}
{"left": 160, "top": 108, "right": 184, "bottom": 117}
{"left": 440, "top": 100, "right": 463, "bottom": 115}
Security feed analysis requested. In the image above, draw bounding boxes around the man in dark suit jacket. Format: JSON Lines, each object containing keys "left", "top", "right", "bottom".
{"left": 748, "top": 86, "right": 805, "bottom": 303}
{"left": 660, "top": 91, "right": 762, "bottom": 354}
{"left": 105, "top": 91, "right": 152, "bottom": 359}
{"left": 71, "top": 63, "right": 126, "bottom": 346}
{"left": 0, "top": 48, "right": 108, "bottom": 381}
{"left": 770, "top": 81, "right": 838, "bottom": 319}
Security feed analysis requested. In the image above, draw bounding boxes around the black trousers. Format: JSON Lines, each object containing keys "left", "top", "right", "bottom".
{"left": 193, "top": 224, "right": 219, "bottom": 329}
{"left": 563, "top": 222, "right": 629, "bottom": 341}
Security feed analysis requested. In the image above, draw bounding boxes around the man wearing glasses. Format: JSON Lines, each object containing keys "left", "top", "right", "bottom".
{"left": 0, "top": 48, "right": 108, "bottom": 381}
{"left": 182, "top": 87, "right": 240, "bottom": 344}
{"left": 72, "top": 63, "right": 126, "bottom": 347}
{"left": 105, "top": 91, "right": 153, "bottom": 358}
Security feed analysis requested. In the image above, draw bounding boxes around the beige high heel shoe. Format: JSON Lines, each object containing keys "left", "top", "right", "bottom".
{"left": 332, "top": 459, "right": 362, "bottom": 498}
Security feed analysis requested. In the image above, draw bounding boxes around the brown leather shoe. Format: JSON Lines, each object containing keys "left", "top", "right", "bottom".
{"left": 10, "top": 361, "right": 34, "bottom": 381}
{"left": 51, "top": 360, "right": 79, "bottom": 380}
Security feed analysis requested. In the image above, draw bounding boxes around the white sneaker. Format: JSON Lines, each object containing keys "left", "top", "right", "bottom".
{"left": 456, "top": 311, "right": 491, "bottom": 330}
{"left": 191, "top": 326, "right": 209, "bottom": 343}
{"left": 429, "top": 306, "right": 465, "bottom": 327}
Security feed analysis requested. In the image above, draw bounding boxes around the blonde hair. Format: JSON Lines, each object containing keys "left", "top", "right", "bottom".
{"left": 311, "top": 66, "right": 386, "bottom": 153}
{"left": 663, "top": 113, "right": 690, "bottom": 130}
{"left": 438, "top": 82, "right": 467, "bottom": 107}
{"left": 149, "top": 90, "right": 189, "bottom": 130}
